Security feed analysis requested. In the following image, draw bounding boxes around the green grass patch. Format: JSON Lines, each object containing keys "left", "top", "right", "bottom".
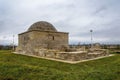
{"left": 0, "top": 50, "right": 120, "bottom": 80}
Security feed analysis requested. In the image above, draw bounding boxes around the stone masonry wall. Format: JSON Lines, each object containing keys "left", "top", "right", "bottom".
{"left": 17, "top": 31, "right": 68, "bottom": 54}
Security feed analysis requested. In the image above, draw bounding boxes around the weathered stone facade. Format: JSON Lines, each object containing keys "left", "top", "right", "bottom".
{"left": 17, "top": 21, "right": 68, "bottom": 54}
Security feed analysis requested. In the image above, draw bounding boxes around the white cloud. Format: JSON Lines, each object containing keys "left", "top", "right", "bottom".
{"left": 0, "top": 0, "right": 120, "bottom": 45}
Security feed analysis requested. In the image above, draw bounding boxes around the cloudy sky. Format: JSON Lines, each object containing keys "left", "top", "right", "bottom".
{"left": 0, "top": 0, "right": 120, "bottom": 45}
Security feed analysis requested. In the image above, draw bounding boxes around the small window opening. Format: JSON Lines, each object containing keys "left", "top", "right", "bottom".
{"left": 53, "top": 36, "right": 54, "bottom": 40}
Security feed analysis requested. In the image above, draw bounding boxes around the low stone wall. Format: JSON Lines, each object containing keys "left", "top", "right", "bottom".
{"left": 87, "top": 49, "right": 109, "bottom": 59}
{"left": 16, "top": 48, "right": 109, "bottom": 61}
{"left": 56, "top": 51, "right": 87, "bottom": 61}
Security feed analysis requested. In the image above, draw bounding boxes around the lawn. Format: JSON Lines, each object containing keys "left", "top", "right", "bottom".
{"left": 0, "top": 50, "right": 120, "bottom": 80}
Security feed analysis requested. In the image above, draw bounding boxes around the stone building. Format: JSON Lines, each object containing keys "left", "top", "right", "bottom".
{"left": 17, "top": 21, "right": 69, "bottom": 54}
{"left": 16, "top": 21, "right": 109, "bottom": 62}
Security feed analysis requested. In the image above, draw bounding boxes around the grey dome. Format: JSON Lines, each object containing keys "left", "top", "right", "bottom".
{"left": 28, "top": 21, "right": 57, "bottom": 32}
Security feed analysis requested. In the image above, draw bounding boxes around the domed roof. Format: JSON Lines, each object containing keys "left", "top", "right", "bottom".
{"left": 28, "top": 21, "right": 57, "bottom": 32}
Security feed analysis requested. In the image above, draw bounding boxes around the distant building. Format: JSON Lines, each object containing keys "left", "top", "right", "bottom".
{"left": 17, "top": 21, "right": 69, "bottom": 53}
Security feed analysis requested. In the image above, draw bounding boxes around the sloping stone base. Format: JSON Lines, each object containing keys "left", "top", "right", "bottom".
{"left": 16, "top": 49, "right": 109, "bottom": 61}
